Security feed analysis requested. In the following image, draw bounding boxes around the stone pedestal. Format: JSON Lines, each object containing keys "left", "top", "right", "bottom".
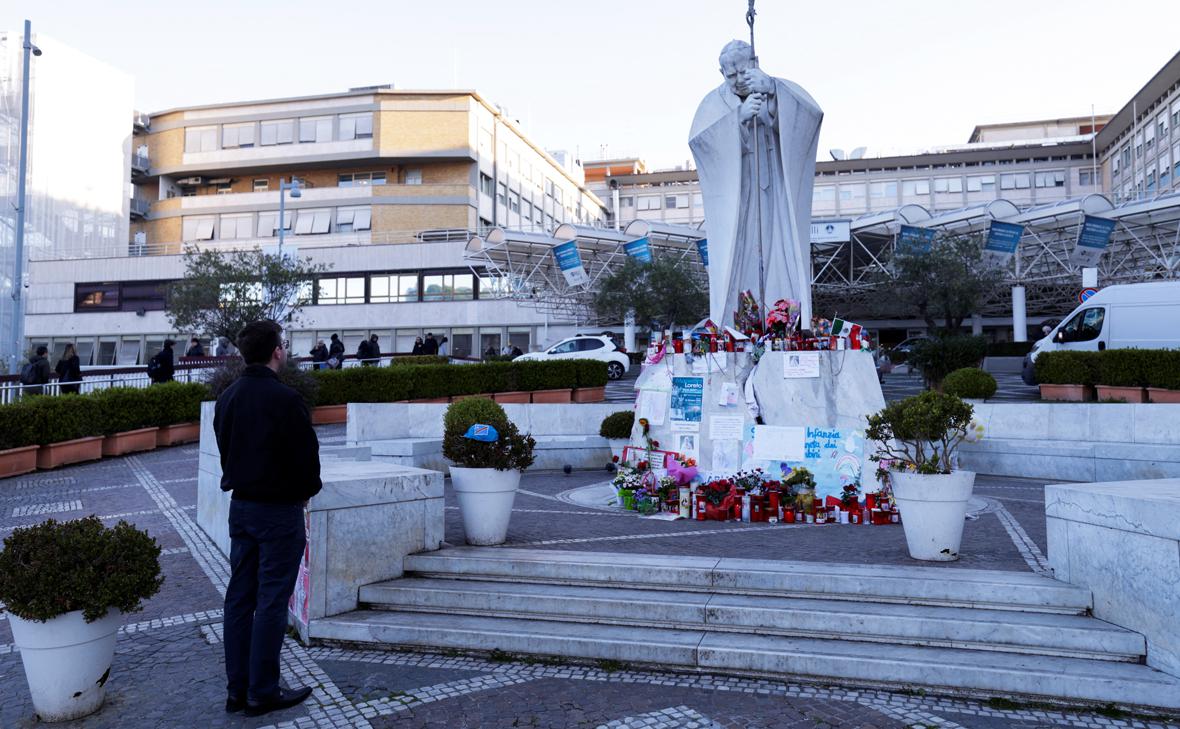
{"left": 1046, "top": 479, "right": 1180, "bottom": 678}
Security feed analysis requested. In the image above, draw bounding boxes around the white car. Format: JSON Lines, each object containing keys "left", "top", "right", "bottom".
{"left": 514, "top": 334, "right": 630, "bottom": 380}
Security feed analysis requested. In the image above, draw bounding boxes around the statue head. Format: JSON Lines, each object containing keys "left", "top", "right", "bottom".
{"left": 719, "top": 40, "right": 755, "bottom": 96}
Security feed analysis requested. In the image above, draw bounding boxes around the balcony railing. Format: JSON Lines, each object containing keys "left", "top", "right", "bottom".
{"left": 131, "top": 153, "right": 150, "bottom": 177}
{"left": 129, "top": 198, "right": 150, "bottom": 218}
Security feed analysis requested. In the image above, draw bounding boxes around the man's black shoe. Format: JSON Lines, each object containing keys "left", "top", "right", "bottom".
{"left": 225, "top": 695, "right": 246, "bottom": 713}
{"left": 243, "top": 686, "right": 313, "bottom": 717}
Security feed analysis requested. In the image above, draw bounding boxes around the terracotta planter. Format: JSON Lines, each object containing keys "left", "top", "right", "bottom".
{"left": 36, "top": 436, "right": 103, "bottom": 470}
{"left": 0, "top": 445, "right": 39, "bottom": 478}
{"left": 1039, "top": 384, "right": 1094, "bottom": 402}
{"left": 572, "top": 386, "right": 606, "bottom": 403}
{"left": 102, "top": 427, "right": 159, "bottom": 457}
{"left": 408, "top": 397, "right": 450, "bottom": 404}
{"left": 1148, "top": 387, "right": 1180, "bottom": 403}
{"left": 452, "top": 394, "right": 494, "bottom": 403}
{"left": 493, "top": 391, "right": 531, "bottom": 404}
{"left": 311, "top": 404, "right": 347, "bottom": 425}
{"left": 1095, "top": 385, "right": 1146, "bottom": 403}
{"left": 156, "top": 422, "right": 200, "bottom": 447}
{"left": 530, "top": 388, "right": 572, "bottom": 404}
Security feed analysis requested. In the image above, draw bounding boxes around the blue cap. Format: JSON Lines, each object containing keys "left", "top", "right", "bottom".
{"left": 463, "top": 424, "right": 500, "bottom": 442}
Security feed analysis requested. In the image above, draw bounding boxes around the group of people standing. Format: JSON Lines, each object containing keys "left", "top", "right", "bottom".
{"left": 308, "top": 334, "right": 348, "bottom": 369}
{"left": 19, "top": 344, "right": 82, "bottom": 395}
{"left": 411, "top": 332, "right": 446, "bottom": 356}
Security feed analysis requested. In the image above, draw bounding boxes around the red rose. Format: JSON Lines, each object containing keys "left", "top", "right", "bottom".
{"left": 611, "top": 455, "right": 620, "bottom": 463}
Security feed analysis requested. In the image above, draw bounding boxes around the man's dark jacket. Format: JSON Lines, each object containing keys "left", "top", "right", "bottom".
{"left": 214, "top": 365, "right": 322, "bottom": 503}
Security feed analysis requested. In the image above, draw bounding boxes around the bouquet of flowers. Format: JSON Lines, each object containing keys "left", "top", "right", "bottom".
{"left": 734, "top": 291, "right": 761, "bottom": 335}
{"left": 766, "top": 299, "right": 801, "bottom": 337}
{"left": 840, "top": 481, "right": 861, "bottom": 509}
{"left": 701, "top": 478, "right": 734, "bottom": 507}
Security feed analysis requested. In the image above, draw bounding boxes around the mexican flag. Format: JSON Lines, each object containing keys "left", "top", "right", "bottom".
{"left": 832, "top": 318, "right": 864, "bottom": 347}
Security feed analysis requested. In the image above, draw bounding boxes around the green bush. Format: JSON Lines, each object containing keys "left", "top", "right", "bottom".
{"left": 1034, "top": 351, "right": 1098, "bottom": 385}
{"left": 909, "top": 336, "right": 988, "bottom": 387}
{"left": 0, "top": 516, "right": 163, "bottom": 622}
{"left": 205, "top": 358, "right": 317, "bottom": 409}
{"left": 573, "top": 359, "right": 609, "bottom": 388}
{"left": 441, "top": 398, "right": 534, "bottom": 471}
{"left": 941, "top": 368, "right": 997, "bottom": 400}
{"left": 22, "top": 395, "right": 105, "bottom": 446}
{"left": 985, "top": 341, "right": 1034, "bottom": 357}
{"left": 444, "top": 397, "right": 509, "bottom": 433}
{"left": 389, "top": 355, "right": 449, "bottom": 366}
{"left": 599, "top": 411, "right": 635, "bottom": 439}
{"left": 1144, "top": 350, "right": 1180, "bottom": 390}
{"left": 866, "top": 391, "right": 974, "bottom": 474}
{"left": 0, "top": 401, "right": 38, "bottom": 450}
{"left": 90, "top": 387, "right": 153, "bottom": 435}
{"left": 145, "top": 382, "right": 211, "bottom": 426}
{"left": 1094, "top": 348, "right": 1148, "bottom": 387}
{"left": 516, "top": 361, "right": 577, "bottom": 391}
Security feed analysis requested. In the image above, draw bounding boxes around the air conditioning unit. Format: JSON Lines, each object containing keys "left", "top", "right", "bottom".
{"left": 207, "top": 177, "right": 232, "bottom": 185}
{"left": 176, "top": 176, "right": 204, "bottom": 186}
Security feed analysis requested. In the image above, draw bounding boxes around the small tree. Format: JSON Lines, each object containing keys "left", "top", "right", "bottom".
{"left": 594, "top": 255, "right": 707, "bottom": 330}
{"left": 166, "top": 247, "right": 329, "bottom": 347}
{"left": 885, "top": 235, "right": 1005, "bottom": 333}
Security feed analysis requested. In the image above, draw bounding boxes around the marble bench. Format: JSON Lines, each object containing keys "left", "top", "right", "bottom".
{"left": 366, "top": 434, "right": 610, "bottom": 471}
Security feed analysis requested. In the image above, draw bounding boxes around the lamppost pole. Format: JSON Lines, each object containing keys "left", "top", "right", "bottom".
{"left": 8, "top": 20, "right": 39, "bottom": 374}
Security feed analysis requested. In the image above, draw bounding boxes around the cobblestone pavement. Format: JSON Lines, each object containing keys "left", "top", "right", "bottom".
{"left": 880, "top": 371, "right": 1041, "bottom": 403}
{"left": 1, "top": 428, "right": 1177, "bottom": 728}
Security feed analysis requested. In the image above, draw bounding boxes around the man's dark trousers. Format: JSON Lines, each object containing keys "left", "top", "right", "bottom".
{"left": 224, "top": 499, "right": 305, "bottom": 702}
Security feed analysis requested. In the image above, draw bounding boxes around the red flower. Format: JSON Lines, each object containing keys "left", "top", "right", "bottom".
{"left": 652, "top": 440, "right": 660, "bottom": 448}
{"left": 611, "top": 455, "right": 620, "bottom": 463}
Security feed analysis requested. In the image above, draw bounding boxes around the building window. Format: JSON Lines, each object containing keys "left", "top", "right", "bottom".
{"left": 75, "top": 282, "right": 167, "bottom": 313}
{"left": 933, "top": 177, "right": 963, "bottom": 194}
{"left": 1078, "top": 168, "right": 1098, "bottom": 187}
{"left": 1159, "top": 112, "right": 1169, "bottom": 142}
{"left": 1000, "top": 172, "right": 1031, "bottom": 190}
{"left": 253, "top": 178, "right": 269, "bottom": 192}
{"left": 317, "top": 276, "right": 366, "bottom": 305}
{"left": 222, "top": 123, "right": 255, "bottom": 149}
{"left": 422, "top": 272, "right": 475, "bottom": 301}
{"left": 294, "top": 209, "right": 332, "bottom": 235}
{"left": 637, "top": 195, "right": 662, "bottom": 211}
{"left": 1135, "top": 131, "right": 1144, "bottom": 159}
{"left": 496, "top": 182, "right": 507, "bottom": 205}
{"left": 369, "top": 274, "right": 419, "bottom": 303}
{"left": 478, "top": 274, "right": 510, "bottom": 299}
{"left": 901, "top": 179, "right": 930, "bottom": 196}
{"left": 338, "top": 171, "right": 387, "bottom": 187}
{"left": 336, "top": 208, "right": 371, "bottom": 232}
{"left": 509, "top": 191, "right": 520, "bottom": 213}
{"left": 1172, "top": 99, "right": 1180, "bottom": 130}
{"left": 1121, "top": 145, "right": 1132, "bottom": 169}
{"left": 74, "top": 283, "right": 120, "bottom": 311}
{"left": 1146, "top": 167, "right": 1157, "bottom": 193}
{"left": 215, "top": 182, "right": 233, "bottom": 195}
{"left": 404, "top": 168, "right": 423, "bottom": 185}
{"left": 813, "top": 185, "right": 835, "bottom": 202}
{"left": 299, "top": 116, "right": 333, "bottom": 143}
{"left": 184, "top": 126, "right": 218, "bottom": 153}
{"left": 338, "top": 113, "right": 374, "bottom": 141}
{"left": 1033, "top": 171, "right": 1066, "bottom": 188}
{"left": 838, "top": 183, "right": 865, "bottom": 201}
{"left": 665, "top": 194, "right": 689, "bottom": 209}
{"left": 619, "top": 196, "right": 635, "bottom": 207}
{"left": 869, "top": 181, "right": 897, "bottom": 199}
{"left": 479, "top": 173, "right": 494, "bottom": 196}
{"left": 220, "top": 214, "right": 254, "bottom": 239}
{"left": 260, "top": 119, "right": 295, "bottom": 146}
{"left": 182, "top": 216, "right": 216, "bottom": 241}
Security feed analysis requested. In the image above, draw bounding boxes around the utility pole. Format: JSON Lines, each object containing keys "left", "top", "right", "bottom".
{"left": 8, "top": 20, "right": 40, "bottom": 374}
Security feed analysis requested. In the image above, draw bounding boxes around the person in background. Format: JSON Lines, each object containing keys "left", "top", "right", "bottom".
{"left": 214, "top": 320, "right": 320, "bottom": 718}
{"left": 510, "top": 343, "right": 523, "bottom": 359}
{"left": 185, "top": 337, "right": 205, "bottom": 357}
{"left": 55, "top": 343, "right": 82, "bottom": 394}
{"left": 215, "top": 336, "right": 238, "bottom": 357}
{"left": 423, "top": 332, "right": 439, "bottom": 355}
{"left": 328, "top": 334, "right": 345, "bottom": 369}
{"left": 363, "top": 334, "right": 380, "bottom": 366}
{"left": 20, "top": 345, "right": 52, "bottom": 396}
{"left": 310, "top": 340, "right": 329, "bottom": 369}
{"left": 411, "top": 336, "right": 424, "bottom": 355}
{"left": 484, "top": 344, "right": 497, "bottom": 359}
{"left": 436, "top": 335, "right": 449, "bottom": 358}
{"left": 148, "top": 339, "right": 176, "bottom": 384}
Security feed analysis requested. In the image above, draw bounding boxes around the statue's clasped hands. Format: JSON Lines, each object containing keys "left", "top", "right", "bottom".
{"left": 738, "top": 68, "right": 773, "bottom": 122}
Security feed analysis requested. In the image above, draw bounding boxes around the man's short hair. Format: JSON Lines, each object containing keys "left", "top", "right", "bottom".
{"left": 35, "top": 345, "right": 47, "bottom": 356}
{"left": 191, "top": 337, "right": 200, "bottom": 343}
{"left": 238, "top": 320, "right": 282, "bottom": 365}
{"left": 719, "top": 39, "right": 753, "bottom": 67}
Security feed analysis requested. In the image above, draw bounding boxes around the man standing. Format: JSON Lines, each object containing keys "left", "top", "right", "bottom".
{"left": 19, "top": 345, "right": 52, "bottom": 396}
{"left": 423, "top": 332, "right": 438, "bottom": 355}
{"left": 185, "top": 337, "right": 205, "bottom": 357}
{"left": 328, "top": 333, "right": 345, "bottom": 369}
{"left": 148, "top": 339, "right": 176, "bottom": 384}
{"left": 215, "top": 320, "right": 321, "bottom": 718}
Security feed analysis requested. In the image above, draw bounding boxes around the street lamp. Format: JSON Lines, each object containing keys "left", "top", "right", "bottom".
{"left": 7, "top": 19, "right": 42, "bottom": 375}
{"left": 277, "top": 177, "right": 301, "bottom": 257}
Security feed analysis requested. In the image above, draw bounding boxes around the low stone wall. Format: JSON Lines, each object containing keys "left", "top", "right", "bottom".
{"left": 1046, "top": 479, "right": 1180, "bottom": 678}
{"left": 959, "top": 403, "right": 1180, "bottom": 480}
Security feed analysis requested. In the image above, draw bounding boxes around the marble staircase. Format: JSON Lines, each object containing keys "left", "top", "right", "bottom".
{"left": 308, "top": 547, "right": 1180, "bottom": 712}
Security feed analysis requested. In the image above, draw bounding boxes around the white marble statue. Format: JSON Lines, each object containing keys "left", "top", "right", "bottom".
{"left": 689, "top": 40, "right": 822, "bottom": 329}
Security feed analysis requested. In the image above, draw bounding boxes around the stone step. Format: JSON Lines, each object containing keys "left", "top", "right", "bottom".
{"left": 403, "top": 547, "right": 1093, "bottom": 614}
{"left": 359, "top": 578, "right": 1144, "bottom": 662}
{"left": 309, "top": 611, "right": 1180, "bottom": 711}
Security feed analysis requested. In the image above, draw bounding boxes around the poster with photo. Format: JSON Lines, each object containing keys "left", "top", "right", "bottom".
{"left": 670, "top": 377, "right": 704, "bottom": 425}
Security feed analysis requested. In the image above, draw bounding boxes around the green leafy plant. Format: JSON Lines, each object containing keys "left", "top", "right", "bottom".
{"left": 1034, "top": 351, "right": 1098, "bottom": 385}
{"left": 0, "top": 401, "right": 38, "bottom": 450}
{"left": 442, "top": 398, "right": 534, "bottom": 471}
{"left": 573, "top": 359, "right": 609, "bottom": 388}
{"left": 599, "top": 411, "right": 635, "bottom": 439}
{"left": 908, "top": 336, "right": 988, "bottom": 388}
{"left": 594, "top": 255, "right": 708, "bottom": 331}
{"left": 882, "top": 234, "right": 1006, "bottom": 333}
{"left": 22, "top": 395, "right": 105, "bottom": 445}
{"left": 0, "top": 516, "right": 163, "bottom": 622}
{"left": 1093, "top": 348, "right": 1147, "bottom": 387}
{"left": 90, "top": 387, "right": 153, "bottom": 435}
{"left": 144, "top": 382, "right": 212, "bottom": 426}
{"left": 389, "top": 355, "right": 449, "bottom": 366}
{"left": 784, "top": 466, "right": 816, "bottom": 491}
{"left": 1144, "top": 350, "right": 1180, "bottom": 390}
{"left": 941, "top": 368, "right": 997, "bottom": 400}
{"left": 866, "top": 391, "right": 975, "bottom": 475}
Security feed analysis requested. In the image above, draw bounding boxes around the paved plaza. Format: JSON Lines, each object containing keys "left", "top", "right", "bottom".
{"left": 1, "top": 428, "right": 1176, "bottom": 728}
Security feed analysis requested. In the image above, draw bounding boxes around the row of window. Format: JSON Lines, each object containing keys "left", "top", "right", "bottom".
{"left": 619, "top": 194, "right": 703, "bottom": 211}
{"left": 183, "top": 112, "right": 374, "bottom": 154}
{"left": 1113, "top": 98, "right": 1180, "bottom": 178}
{"left": 180, "top": 207, "right": 372, "bottom": 241}
{"left": 813, "top": 170, "right": 1076, "bottom": 204}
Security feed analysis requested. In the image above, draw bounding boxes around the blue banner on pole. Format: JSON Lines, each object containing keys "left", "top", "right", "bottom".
{"left": 552, "top": 240, "right": 589, "bottom": 286}
{"left": 985, "top": 221, "right": 1025, "bottom": 256}
{"left": 896, "top": 225, "right": 935, "bottom": 255}
{"left": 1071, "top": 215, "right": 1115, "bottom": 267}
{"left": 695, "top": 238, "right": 708, "bottom": 267}
{"left": 624, "top": 236, "right": 653, "bottom": 263}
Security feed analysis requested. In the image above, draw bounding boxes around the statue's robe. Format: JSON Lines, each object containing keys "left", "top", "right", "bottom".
{"left": 689, "top": 78, "right": 822, "bottom": 328}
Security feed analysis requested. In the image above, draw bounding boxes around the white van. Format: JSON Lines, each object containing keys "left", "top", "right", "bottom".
{"left": 1022, "top": 281, "right": 1180, "bottom": 385}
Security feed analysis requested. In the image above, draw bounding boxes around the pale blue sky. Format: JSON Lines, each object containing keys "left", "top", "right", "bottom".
{"left": 6, "top": 0, "right": 1180, "bottom": 169}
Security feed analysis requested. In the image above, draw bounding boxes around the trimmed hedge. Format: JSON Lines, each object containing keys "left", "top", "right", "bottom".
{"left": 0, "top": 383, "right": 212, "bottom": 451}
{"left": 1094, "top": 348, "right": 1148, "bottom": 388}
{"left": 309, "top": 359, "right": 607, "bottom": 407}
{"left": 1034, "top": 349, "right": 1180, "bottom": 388}
{"left": 599, "top": 411, "right": 635, "bottom": 439}
{"left": 1035, "top": 351, "right": 1098, "bottom": 386}
{"left": 941, "top": 368, "right": 997, "bottom": 400}
{"left": 1145, "top": 350, "right": 1180, "bottom": 390}
{"left": 390, "top": 355, "right": 449, "bottom": 366}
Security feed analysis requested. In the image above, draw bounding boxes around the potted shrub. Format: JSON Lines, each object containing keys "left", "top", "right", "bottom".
{"left": 26, "top": 395, "right": 105, "bottom": 469}
{"left": 92, "top": 387, "right": 159, "bottom": 457}
{"left": 866, "top": 391, "right": 976, "bottom": 562}
{"left": 572, "top": 360, "right": 608, "bottom": 402}
{"left": 1034, "top": 351, "right": 1097, "bottom": 401}
{"left": 0, "top": 516, "right": 163, "bottom": 721}
{"left": 1094, "top": 349, "right": 1148, "bottom": 403}
{"left": 519, "top": 361, "right": 575, "bottom": 403}
{"left": 149, "top": 382, "right": 209, "bottom": 446}
{"left": 599, "top": 410, "right": 635, "bottom": 461}
{"left": 941, "top": 367, "right": 997, "bottom": 403}
{"left": 0, "top": 401, "right": 39, "bottom": 478}
{"left": 442, "top": 398, "right": 535, "bottom": 545}
{"left": 1145, "top": 349, "right": 1180, "bottom": 403}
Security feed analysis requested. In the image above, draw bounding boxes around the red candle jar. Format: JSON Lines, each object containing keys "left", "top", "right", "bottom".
{"left": 768, "top": 492, "right": 781, "bottom": 520}
{"left": 709, "top": 336, "right": 718, "bottom": 353}
{"left": 672, "top": 339, "right": 684, "bottom": 354}
{"left": 725, "top": 337, "right": 735, "bottom": 352}
{"left": 784, "top": 510, "right": 796, "bottom": 524}
{"left": 696, "top": 496, "right": 706, "bottom": 520}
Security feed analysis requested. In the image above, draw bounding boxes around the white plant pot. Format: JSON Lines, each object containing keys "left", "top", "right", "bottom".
{"left": 449, "top": 466, "right": 521, "bottom": 545}
{"left": 891, "top": 470, "right": 976, "bottom": 562}
{"left": 8, "top": 609, "right": 122, "bottom": 722}
{"left": 607, "top": 439, "right": 629, "bottom": 462}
